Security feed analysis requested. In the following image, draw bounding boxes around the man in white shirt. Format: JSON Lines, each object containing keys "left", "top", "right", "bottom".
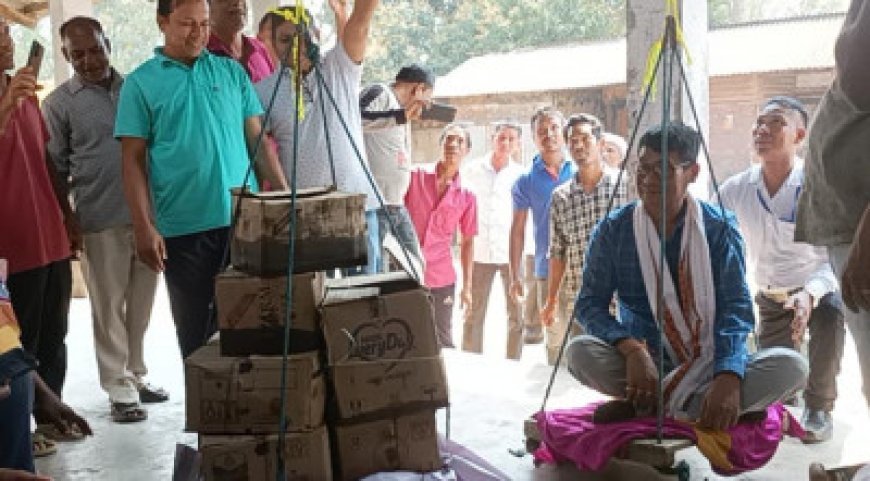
{"left": 461, "top": 122, "right": 525, "bottom": 359}
{"left": 720, "top": 96, "right": 844, "bottom": 443}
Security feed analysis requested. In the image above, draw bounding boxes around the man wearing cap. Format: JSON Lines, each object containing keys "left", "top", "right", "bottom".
{"left": 255, "top": 0, "right": 382, "bottom": 274}
{"left": 360, "top": 64, "right": 434, "bottom": 271}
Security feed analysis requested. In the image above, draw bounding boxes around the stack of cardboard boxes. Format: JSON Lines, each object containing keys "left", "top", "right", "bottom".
{"left": 184, "top": 188, "right": 448, "bottom": 480}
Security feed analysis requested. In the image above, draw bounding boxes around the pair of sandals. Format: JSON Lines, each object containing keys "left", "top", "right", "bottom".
{"left": 111, "top": 383, "right": 170, "bottom": 423}
{"left": 32, "top": 422, "right": 87, "bottom": 457}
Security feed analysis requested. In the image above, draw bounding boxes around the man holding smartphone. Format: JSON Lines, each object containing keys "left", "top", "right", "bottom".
{"left": 1, "top": 17, "right": 78, "bottom": 432}
{"left": 360, "top": 64, "right": 435, "bottom": 271}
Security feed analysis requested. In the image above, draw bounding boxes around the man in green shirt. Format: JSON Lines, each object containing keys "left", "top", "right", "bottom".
{"left": 115, "top": 0, "right": 285, "bottom": 359}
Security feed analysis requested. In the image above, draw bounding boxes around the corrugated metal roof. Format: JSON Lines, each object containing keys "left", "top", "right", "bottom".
{"left": 434, "top": 13, "right": 843, "bottom": 98}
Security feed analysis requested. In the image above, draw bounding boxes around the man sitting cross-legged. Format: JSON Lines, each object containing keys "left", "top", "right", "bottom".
{"left": 565, "top": 123, "right": 808, "bottom": 430}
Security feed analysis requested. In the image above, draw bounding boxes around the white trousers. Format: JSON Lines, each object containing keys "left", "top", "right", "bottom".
{"left": 81, "top": 226, "right": 158, "bottom": 404}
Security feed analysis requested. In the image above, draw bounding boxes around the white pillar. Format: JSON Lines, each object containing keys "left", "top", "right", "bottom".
{"left": 626, "top": 0, "right": 710, "bottom": 198}
{"left": 48, "top": 0, "right": 93, "bottom": 85}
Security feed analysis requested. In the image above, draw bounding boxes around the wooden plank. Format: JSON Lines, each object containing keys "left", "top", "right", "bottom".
{"left": 623, "top": 438, "right": 694, "bottom": 469}
{"left": 0, "top": 3, "right": 38, "bottom": 27}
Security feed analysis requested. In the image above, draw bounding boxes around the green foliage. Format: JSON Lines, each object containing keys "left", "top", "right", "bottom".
{"left": 94, "top": 0, "right": 163, "bottom": 75}
{"left": 363, "top": 0, "right": 625, "bottom": 83}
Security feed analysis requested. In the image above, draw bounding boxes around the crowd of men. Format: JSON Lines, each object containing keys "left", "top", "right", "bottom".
{"left": 2, "top": 0, "right": 870, "bottom": 479}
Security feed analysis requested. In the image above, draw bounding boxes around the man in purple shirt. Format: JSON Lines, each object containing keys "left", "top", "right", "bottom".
{"left": 405, "top": 123, "right": 478, "bottom": 348}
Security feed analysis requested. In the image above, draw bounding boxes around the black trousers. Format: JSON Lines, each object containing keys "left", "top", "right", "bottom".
{"left": 7, "top": 259, "right": 71, "bottom": 399}
{"left": 164, "top": 227, "right": 229, "bottom": 359}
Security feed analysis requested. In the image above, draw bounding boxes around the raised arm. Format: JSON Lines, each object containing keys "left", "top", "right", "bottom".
{"left": 835, "top": 0, "right": 870, "bottom": 109}
{"left": 341, "top": 0, "right": 379, "bottom": 64}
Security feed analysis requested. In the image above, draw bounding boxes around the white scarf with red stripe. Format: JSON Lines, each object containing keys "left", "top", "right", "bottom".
{"left": 633, "top": 196, "right": 717, "bottom": 417}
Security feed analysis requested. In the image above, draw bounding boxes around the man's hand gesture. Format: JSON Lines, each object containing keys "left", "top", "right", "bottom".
{"left": 697, "top": 372, "right": 741, "bottom": 431}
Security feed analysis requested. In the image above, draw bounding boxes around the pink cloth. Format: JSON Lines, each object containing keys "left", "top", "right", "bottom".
{"left": 206, "top": 34, "right": 275, "bottom": 83}
{"left": 533, "top": 402, "right": 804, "bottom": 476}
{"left": 404, "top": 165, "right": 477, "bottom": 288}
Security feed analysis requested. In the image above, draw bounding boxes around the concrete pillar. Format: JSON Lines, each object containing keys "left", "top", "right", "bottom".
{"left": 626, "top": 0, "right": 710, "bottom": 198}
{"left": 48, "top": 0, "right": 93, "bottom": 85}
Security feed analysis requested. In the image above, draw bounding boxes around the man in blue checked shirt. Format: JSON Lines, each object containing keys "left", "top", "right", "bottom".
{"left": 565, "top": 123, "right": 807, "bottom": 431}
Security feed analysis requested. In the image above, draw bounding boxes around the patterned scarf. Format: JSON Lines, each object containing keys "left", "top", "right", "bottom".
{"left": 632, "top": 196, "right": 716, "bottom": 417}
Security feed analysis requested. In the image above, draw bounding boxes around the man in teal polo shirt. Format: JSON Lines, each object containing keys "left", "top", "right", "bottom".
{"left": 115, "top": 0, "right": 286, "bottom": 358}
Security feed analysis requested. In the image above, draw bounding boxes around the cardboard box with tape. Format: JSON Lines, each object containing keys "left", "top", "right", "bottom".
{"left": 319, "top": 280, "right": 438, "bottom": 365}
{"left": 231, "top": 187, "right": 368, "bottom": 275}
{"left": 333, "top": 409, "right": 442, "bottom": 481}
{"left": 184, "top": 343, "right": 324, "bottom": 433}
{"left": 215, "top": 269, "right": 324, "bottom": 356}
{"left": 200, "top": 427, "right": 331, "bottom": 480}
{"left": 330, "top": 356, "right": 448, "bottom": 420}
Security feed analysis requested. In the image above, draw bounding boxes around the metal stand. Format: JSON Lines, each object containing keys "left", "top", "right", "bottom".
{"left": 532, "top": 13, "right": 726, "bottom": 464}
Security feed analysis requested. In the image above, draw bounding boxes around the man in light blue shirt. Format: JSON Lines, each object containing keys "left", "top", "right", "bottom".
{"left": 116, "top": 0, "right": 285, "bottom": 359}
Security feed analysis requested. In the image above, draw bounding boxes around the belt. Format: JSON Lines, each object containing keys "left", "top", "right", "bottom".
{"left": 758, "top": 286, "right": 802, "bottom": 304}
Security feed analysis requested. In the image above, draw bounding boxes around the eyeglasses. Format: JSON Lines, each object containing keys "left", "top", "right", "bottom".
{"left": 634, "top": 159, "right": 689, "bottom": 177}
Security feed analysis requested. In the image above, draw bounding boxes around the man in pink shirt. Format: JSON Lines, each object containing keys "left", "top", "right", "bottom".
{"left": 207, "top": 0, "right": 274, "bottom": 82}
{"left": 405, "top": 123, "right": 477, "bottom": 348}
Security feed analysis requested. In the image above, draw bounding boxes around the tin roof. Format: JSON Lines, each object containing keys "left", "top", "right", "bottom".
{"left": 434, "top": 13, "right": 844, "bottom": 98}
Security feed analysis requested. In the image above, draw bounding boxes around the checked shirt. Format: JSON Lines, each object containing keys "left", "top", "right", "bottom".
{"left": 548, "top": 167, "right": 628, "bottom": 298}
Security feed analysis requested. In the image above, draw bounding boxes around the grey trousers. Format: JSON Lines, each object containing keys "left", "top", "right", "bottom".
{"left": 462, "top": 262, "right": 522, "bottom": 359}
{"left": 430, "top": 284, "right": 456, "bottom": 349}
{"left": 522, "top": 254, "right": 541, "bottom": 336}
{"left": 755, "top": 291, "right": 845, "bottom": 412}
{"left": 829, "top": 244, "right": 870, "bottom": 407}
{"left": 566, "top": 335, "right": 808, "bottom": 418}
{"left": 537, "top": 279, "right": 570, "bottom": 366}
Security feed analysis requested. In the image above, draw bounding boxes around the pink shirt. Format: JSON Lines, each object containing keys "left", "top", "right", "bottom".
{"left": 207, "top": 34, "right": 275, "bottom": 83}
{"left": 404, "top": 164, "right": 477, "bottom": 288}
{"left": 0, "top": 96, "right": 70, "bottom": 274}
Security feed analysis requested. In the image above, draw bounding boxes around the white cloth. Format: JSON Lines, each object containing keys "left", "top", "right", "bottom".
{"left": 254, "top": 43, "right": 381, "bottom": 210}
{"left": 462, "top": 154, "right": 524, "bottom": 264}
{"left": 633, "top": 196, "right": 716, "bottom": 416}
{"left": 719, "top": 160, "right": 838, "bottom": 303}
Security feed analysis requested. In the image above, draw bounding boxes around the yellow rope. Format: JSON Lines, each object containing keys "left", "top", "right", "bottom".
{"left": 269, "top": 3, "right": 311, "bottom": 120}
{"left": 641, "top": 0, "right": 693, "bottom": 97}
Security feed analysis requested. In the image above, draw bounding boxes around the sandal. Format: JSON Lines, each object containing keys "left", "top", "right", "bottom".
{"left": 32, "top": 432, "right": 57, "bottom": 458}
{"left": 809, "top": 463, "right": 865, "bottom": 481}
{"left": 36, "top": 422, "right": 85, "bottom": 442}
{"left": 111, "top": 402, "right": 148, "bottom": 423}
{"left": 137, "top": 383, "right": 169, "bottom": 404}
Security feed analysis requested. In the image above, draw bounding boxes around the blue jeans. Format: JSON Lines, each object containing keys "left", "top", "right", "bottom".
{"left": 376, "top": 205, "right": 421, "bottom": 273}
{"left": 0, "top": 349, "right": 36, "bottom": 472}
{"left": 340, "top": 209, "right": 380, "bottom": 277}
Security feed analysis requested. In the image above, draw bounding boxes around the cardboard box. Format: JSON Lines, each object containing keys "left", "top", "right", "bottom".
{"left": 200, "top": 427, "right": 331, "bottom": 480}
{"left": 215, "top": 270, "right": 324, "bottom": 356}
{"left": 331, "top": 356, "right": 449, "bottom": 420}
{"left": 185, "top": 343, "right": 324, "bottom": 433}
{"left": 231, "top": 187, "right": 368, "bottom": 275}
{"left": 320, "top": 286, "right": 438, "bottom": 365}
{"left": 333, "top": 409, "right": 442, "bottom": 481}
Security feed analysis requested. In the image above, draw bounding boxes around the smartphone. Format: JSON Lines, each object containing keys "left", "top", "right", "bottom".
{"left": 26, "top": 40, "right": 45, "bottom": 78}
{"left": 421, "top": 102, "right": 458, "bottom": 123}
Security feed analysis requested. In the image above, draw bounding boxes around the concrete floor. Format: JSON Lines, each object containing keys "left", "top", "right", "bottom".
{"left": 36, "top": 276, "right": 870, "bottom": 480}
